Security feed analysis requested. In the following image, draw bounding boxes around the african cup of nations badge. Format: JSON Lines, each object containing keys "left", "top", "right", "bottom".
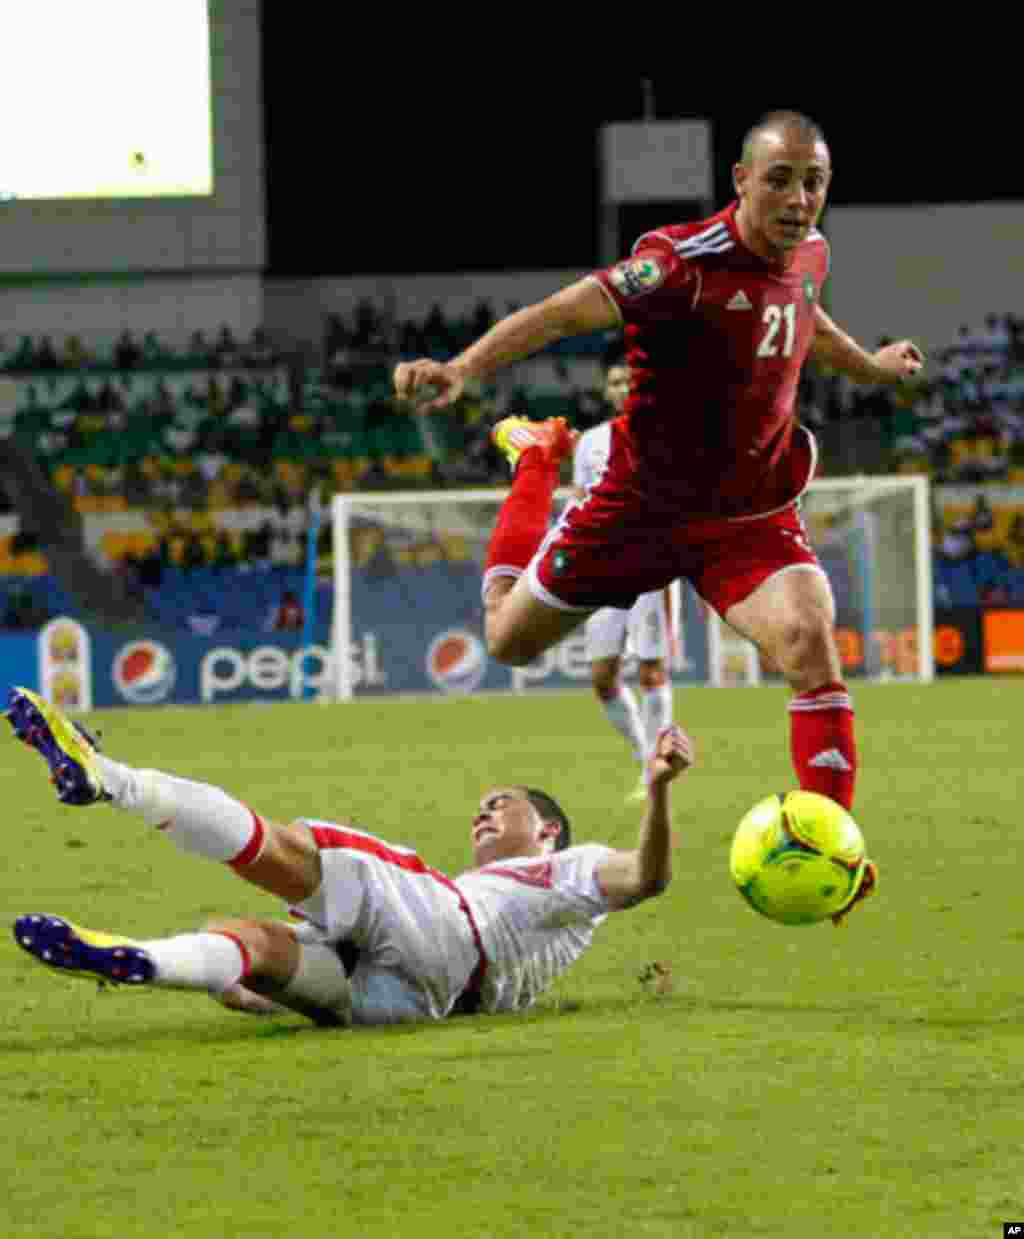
{"left": 610, "top": 256, "right": 665, "bottom": 299}
{"left": 38, "top": 617, "right": 93, "bottom": 711}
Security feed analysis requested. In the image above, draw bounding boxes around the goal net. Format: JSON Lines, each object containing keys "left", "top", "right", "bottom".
{"left": 328, "top": 475, "right": 933, "bottom": 699}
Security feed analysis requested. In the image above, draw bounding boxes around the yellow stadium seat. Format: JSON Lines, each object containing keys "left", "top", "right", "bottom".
{"left": 207, "top": 480, "right": 233, "bottom": 509}
{"left": 947, "top": 439, "right": 972, "bottom": 471}
{"left": 101, "top": 531, "right": 158, "bottom": 562}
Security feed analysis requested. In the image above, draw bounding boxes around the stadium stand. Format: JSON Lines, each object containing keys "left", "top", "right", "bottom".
{"left": 2, "top": 304, "right": 1023, "bottom": 628}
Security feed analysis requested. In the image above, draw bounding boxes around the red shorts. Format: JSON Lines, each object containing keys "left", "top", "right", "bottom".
{"left": 528, "top": 491, "right": 823, "bottom": 617}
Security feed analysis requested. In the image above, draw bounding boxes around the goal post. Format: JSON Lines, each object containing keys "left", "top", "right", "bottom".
{"left": 705, "top": 475, "right": 934, "bottom": 685}
{"left": 329, "top": 474, "right": 933, "bottom": 700}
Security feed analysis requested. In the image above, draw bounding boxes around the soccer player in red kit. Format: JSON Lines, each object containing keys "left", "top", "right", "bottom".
{"left": 394, "top": 111, "right": 924, "bottom": 813}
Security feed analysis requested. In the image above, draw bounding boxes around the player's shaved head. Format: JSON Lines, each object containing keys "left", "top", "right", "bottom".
{"left": 740, "top": 110, "right": 828, "bottom": 166}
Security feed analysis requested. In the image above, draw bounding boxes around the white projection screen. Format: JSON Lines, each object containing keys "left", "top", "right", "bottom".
{"left": 0, "top": 0, "right": 263, "bottom": 272}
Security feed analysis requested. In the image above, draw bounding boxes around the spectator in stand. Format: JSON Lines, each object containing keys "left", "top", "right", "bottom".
{"left": 62, "top": 335, "right": 92, "bottom": 370}
{"left": 213, "top": 325, "right": 240, "bottom": 367}
{"left": 64, "top": 379, "right": 98, "bottom": 417}
{"left": 946, "top": 325, "right": 975, "bottom": 376}
{"left": 325, "top": 312, "right": 351, "bottom": 357}
{"left": 978, "top": 313, "right": 1011, "bottom": 366}
{"left": 6, "top": 336, "right": 38, "bottom": 371}
{"left": 115, "top": 552, "right": 143, "bottom": 602}
{"left": 96, "top": 378, "right": 127, "bottom": 417}
{"left": 203, "top": 376, "right": 227, "bottom": 419}
{"left": 137, "top": 543, "right": 164, "bottom": 590}
{"left": 226, "top": 374, "right": 251, "bottom": 414}
{"left": 163, "top": 416, "right": 198, "bottom": 458}
{"left": 242, "top": 520, "right": 273, "bottom": 570}
{"left": 422, "top": 304, "right": 453, "bottom": 357}
{"left": 1008, "top": 314, "right": 1024, "bottom": 365}
{"left": 399, "top": 319, "right": 422, "bottom": 357}
{"left": 235, "top": 471, "right": 263, "bottom": 506}
{"left": 270, "top": 503, "right": 305, "bottom": 568}
{"left": 352, "top": 299, "right": 384, "bottom": 351}
{"left": 141, "top": 331, "right": 171, "bottom": 367}
{"left": 1005, "top": 514, "right": 1024, "bottom": 571}
{"left": 188, "top": 330, "right": 216, "bottom": 367}
{"left": 180, "top": 530, "right": 207, "bottom": 575}
{"left": 2, "top": 584, "right": 49, "bottom": 630}
{"left": 114, "top": 330, "right": 143, "bottom": 370}
{"left": 196, "top": 431, "right": 230, "bottom": 489}
{"left": 266, "top": 588, "right": 305, "bottom": 632}
{"left": 210, "top": 529, "right": 239, "bottom": 571}
{"left": 938, "top": 512, "right": 977, "bottom": 563}
{"left": 242, "top": 327, "right": 277, "bottom": 368}
{"left": 35, "top": 336, "right": 59, "bottom": 371}
{"left": 471, "top": 299, "right": 495, "bottom": 340}
{"left": 971, "top": 494, "right": 994, "bottom": 535}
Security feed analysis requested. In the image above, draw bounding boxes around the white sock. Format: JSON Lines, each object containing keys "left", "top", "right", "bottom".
{"left": 640, "top": 683, "right": 674, "bottom": 756}
{"left": 94, "top": 757, "right": 261, "bottom": 864}
{"left": 600, "top": 685, "right": 647, "bottom": 761}
{"left": 138, "top": 932, "right": 247, "bottom": 992}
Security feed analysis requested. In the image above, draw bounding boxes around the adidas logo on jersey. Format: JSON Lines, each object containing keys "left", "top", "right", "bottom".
{"left": 726, "top": 290, "right": 752, "bottom": 311}
{"left": 808, "top": 748, "right": 853, "bottom": 772}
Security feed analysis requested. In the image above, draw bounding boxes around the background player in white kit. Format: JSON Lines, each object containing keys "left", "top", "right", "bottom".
{"left": 8, "top": 687, "right": 693, "bottom": 1027}
{"left": 574, "top": 361, "right": 676, "bottom": 801}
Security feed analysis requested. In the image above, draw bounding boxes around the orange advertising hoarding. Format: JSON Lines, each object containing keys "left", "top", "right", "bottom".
{"left": 982, "top": 610, "right": 1024, "bottom": 672}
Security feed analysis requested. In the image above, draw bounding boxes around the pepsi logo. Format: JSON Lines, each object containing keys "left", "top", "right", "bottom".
{"left": 426, "top": 630, "right": 487, "bottom": 694}
{"left": 113, "top": 640, "right": 177, "bottom": 704}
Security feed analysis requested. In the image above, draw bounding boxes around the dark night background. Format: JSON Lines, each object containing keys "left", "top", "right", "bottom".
{"left": 259, "top": 21, "right": 1018, "bottom": 278}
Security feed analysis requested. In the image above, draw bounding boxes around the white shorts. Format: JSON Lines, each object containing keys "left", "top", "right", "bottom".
{"left": 291, "top": 821, "right": 483, "bottom": 1024}
{"left": 584, "top": 590, "right": 670, "bottom": 663}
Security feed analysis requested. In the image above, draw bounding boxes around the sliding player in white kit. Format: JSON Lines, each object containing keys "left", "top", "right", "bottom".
{"left": 7, "top": 687, "right": 693, "bottom": 1026}
{"left": 575, "top": 361, "right": 676, "bottom": 801}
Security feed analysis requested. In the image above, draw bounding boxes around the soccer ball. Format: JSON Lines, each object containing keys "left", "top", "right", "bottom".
{"left": 729, "top": 791, "right": 868, "bottom": 926}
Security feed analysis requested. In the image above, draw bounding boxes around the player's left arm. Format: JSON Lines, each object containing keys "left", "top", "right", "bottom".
{"left": 595, "top": 725, "right": 694, "bottom": 911}
{"left": 809, "top": 305, "right": 924, "bottom": 384}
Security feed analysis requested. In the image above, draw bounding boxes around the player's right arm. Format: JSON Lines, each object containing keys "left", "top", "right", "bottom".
{"left": 595, "top": 724, "right": 694, "bottom": 911}
{"left": 393, "top": 278, "right": 619, "bottom": 413}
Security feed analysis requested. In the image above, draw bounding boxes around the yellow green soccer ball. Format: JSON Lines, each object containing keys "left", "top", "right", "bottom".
{"left": 729, "top": 791, "right": 868, "bottom": 926}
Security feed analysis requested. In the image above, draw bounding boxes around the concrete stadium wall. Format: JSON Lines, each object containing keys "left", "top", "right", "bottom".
{"left": 825, "top": 202, "right": 1024, "bottom": 356}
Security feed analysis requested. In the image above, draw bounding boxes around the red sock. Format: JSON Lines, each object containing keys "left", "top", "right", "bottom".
{"left": 483, "top": 451, "right": 559, "bottom": 580}
{"left": 788, "top": 682, "right": 857, "bottom": 810}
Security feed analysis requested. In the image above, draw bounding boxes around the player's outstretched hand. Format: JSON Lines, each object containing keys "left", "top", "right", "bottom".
{"left": 872, "top": 340, "right": 925, "bottom": 383}
{"left": 648, "top": 724, "right": 694, "bottom": 788}
{"left": 393, "top": 359, "right": 466, "bottom": 413}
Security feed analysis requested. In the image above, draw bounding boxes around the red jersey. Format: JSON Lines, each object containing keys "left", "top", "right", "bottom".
{"left": 591, "top": 201, "right": 830, "bottom": 519}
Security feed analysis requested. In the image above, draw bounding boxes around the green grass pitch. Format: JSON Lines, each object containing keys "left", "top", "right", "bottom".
{"left": 1, "top": 678, "right": 1022, "bottom": 1238}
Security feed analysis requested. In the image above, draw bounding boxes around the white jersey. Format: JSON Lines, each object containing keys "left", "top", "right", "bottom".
{"left": 454, "top": 844, "right": 614, "bottom": 1014}
{"left": 575, "top": 421, "right": 673, "bottom": 662}
{"left": 573, "top": 421, "right": 613, "bottom": 493}
{"left": 292, "top": 821, "right": 613, "bottom": 1023}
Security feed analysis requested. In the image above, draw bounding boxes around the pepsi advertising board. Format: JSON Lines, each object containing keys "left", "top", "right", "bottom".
{"left": 25, "top": 607, "right": 706, "bottom": 707}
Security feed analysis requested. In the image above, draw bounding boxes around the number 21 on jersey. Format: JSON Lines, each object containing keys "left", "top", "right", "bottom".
{"left": 757, "top": 302, "right": 796, "bottom": 359}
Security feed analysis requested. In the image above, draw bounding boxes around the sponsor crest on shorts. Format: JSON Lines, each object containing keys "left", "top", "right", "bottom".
{"left": 552, "top": 549, "right": 571, "bottom": 576}
{"left": 609, "top": 256, "right": 664, "bottom": 298}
